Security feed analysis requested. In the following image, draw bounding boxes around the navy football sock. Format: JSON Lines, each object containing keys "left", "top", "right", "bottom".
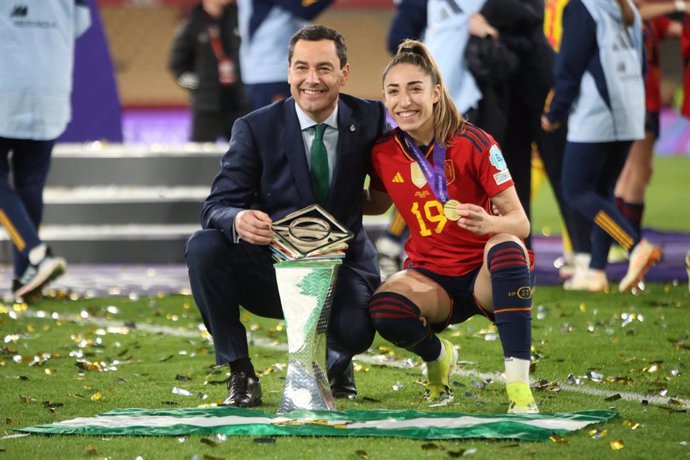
{"left": 488, "top": 241, "right": 532, "bottom": 361}
{"left": 369, "top": 292, "right": 441, "bottom": 362}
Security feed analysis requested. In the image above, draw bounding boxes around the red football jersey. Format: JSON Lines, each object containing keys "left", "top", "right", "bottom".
{"left": 371, "top": 125, "right": 514, "bottom": 276}
{"left": 643, "top": 17, "right": 671, "bottom": 113}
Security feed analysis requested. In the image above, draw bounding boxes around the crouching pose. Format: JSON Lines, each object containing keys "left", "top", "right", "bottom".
{"left": 364, "top": 39, "right": 538, "bottom": 413}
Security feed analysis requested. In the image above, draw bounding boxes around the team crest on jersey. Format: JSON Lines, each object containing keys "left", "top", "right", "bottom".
{"left": 444, "top": 159, "right": 455, "bottom": 185}
{"left": 410, "top": 162, "right": 427, "bottom": 188}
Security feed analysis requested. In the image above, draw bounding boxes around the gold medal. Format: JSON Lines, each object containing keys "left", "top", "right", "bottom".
{"left": 443, "top": 199, "right": 461, "bottom": 221}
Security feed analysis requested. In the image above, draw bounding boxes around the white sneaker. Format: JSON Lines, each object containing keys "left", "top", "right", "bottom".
{"left": 15, "top": 247, "right": 66, "bottom": 299}
{"left": 619, "top": 239, "right": 662, "bottom": 293}
{"left": 554, "top": 252, "right": 575, "bottom": 279}
{"left": 564, "top": 268, "right": 608, "bottom": 292}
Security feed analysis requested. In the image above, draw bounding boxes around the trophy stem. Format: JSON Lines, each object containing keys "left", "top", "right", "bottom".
{"left": 275, "top": 260, "right": 341, "bottom": 414}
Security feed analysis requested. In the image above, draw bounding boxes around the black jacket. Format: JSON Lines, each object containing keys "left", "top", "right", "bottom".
{"left": 169, "top": 4, "right": 248, "bottom": 114}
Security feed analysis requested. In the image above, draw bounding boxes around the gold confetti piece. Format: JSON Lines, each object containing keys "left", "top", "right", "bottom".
{"left": 589, "top": 429, "right": 608, "bottom": 439}
{"left": 44, "top": 368, "right": 56, "bottom": 376}
{"left": 610, "top": 439, "right": 624, "bottom": 450}
{"left": 550, "top": 434, "right": 569, "bottom": 444}
{"left": 421, "top": 442, "right": 439, "bottom": 450}
{"left": 644, "top": 363, "right": 660, "bottom": 373}
{"left": 76, "top": 360, "right": 104, "bottom": 372}
{"left": 623, "top": 419, "right": 640, "bottom": 430}
{"left": 355, "top": 450, "right": 368, "bottom": 459}
{"left": 42, "top": 401, "right": 64, "bottom": 409}
{"left": 200, "top": 437, "right": 218, "bottom": 447}
{"left": 90, "top": 392, "right": 102, "bottom": 401}
{"left": 579, "top": 303, "right": 587, "bottom": 313}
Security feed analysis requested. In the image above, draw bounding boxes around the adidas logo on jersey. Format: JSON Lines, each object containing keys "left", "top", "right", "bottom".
{"left": 391, "top": 172, "right": 404, "bottom": 183}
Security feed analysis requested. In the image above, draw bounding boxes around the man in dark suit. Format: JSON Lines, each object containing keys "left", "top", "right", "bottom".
{"left": 186, "top": 25, "right": 388, "bottom": 407}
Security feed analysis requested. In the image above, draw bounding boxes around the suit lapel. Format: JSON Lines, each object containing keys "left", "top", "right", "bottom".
{"left": 281, "top": 99, "right": 313, "bottom": 202}
{"left": 328, "top": 99, "right": 357, "bottom": 207}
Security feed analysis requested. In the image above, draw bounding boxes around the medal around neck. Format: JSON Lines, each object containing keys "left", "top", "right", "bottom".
{"left": 271, "top": 205, "right": 351, "bottom": 413}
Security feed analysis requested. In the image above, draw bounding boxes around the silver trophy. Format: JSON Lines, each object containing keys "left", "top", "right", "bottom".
{"left": 271, "top": 205, "right": 352, "bottom": 414}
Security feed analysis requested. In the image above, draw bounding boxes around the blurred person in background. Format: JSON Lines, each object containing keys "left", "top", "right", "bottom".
{"left": 614, "top": 0, "right": 686, "bottom": 251}
{"left": 542, "top": 0, "right": 663, "bottom": 292}
{"left": 0, "top": 0, "right": 91, "bottom": 301}
{"left": 170, "top": 0, "right": 249, "bottom": 143}
{"left": 236, "top": 0, "right": 334, "bottom": 110}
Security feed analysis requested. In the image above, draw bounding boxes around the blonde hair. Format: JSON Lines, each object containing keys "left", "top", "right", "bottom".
{"left": 616, "top": 0, "right": 635, "bottom": 26}
{"left": 382, "top": 39, "right": 465, "bottom": 148}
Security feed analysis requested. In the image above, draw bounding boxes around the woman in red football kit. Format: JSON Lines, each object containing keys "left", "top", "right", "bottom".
{"left": 363, "top": 39, "right": 538, "bottom": 413}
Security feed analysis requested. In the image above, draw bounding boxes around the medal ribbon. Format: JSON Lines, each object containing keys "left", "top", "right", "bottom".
{"left": 402, "top": 132, "right": 449, "bottom": 203}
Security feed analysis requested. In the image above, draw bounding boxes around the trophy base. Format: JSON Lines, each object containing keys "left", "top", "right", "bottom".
{"left": 277, "top": 359, "right": 335, "bottom": 414}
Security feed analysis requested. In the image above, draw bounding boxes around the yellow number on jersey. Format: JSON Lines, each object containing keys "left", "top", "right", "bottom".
{"left": 410, "top": 200, "right": 447, "bottom": 237}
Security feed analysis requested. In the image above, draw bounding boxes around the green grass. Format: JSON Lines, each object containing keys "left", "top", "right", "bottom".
{"left": 1, "top": 285, "right": 688, "bottom": 459}
{"left": 531, "top": 156, "right": 690, "bottom": 235}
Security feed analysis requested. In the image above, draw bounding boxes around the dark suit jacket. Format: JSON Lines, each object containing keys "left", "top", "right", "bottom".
{"left": 201, "top": 93, "right": 388, "bottom": 287}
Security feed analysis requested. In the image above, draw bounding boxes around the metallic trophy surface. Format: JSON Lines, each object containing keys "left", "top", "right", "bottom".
{"left": 271, "top": 205, "right": 352, "bottom": 414}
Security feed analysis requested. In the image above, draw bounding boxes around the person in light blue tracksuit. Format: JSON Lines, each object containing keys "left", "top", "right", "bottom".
{"left": 0, "top": 0, "right": 91, "bottom": 300}
{"left": 542, "top": 0, "right": 662, "bottom": 293}
{"left": 237, "top": 0, "right": 334, "bottom": 110}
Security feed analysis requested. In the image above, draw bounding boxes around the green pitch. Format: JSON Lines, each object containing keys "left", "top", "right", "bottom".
{"left": 1, "top": 156, "right": 689, "bottom": 458}
{"left": 1, "top": 283, "right": 688, "bottom": 459}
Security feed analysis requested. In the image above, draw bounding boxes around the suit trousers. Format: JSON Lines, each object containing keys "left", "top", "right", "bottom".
{"left": 185, "top": 229, "right": 376, "bottom": 369}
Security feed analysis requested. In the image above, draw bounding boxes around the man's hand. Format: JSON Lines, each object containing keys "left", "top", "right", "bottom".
{"left": 235, "top": 210, "right": 273, "bottom": 245}
{"left": 541, "top": 115, "right": 560, "bottom": 133}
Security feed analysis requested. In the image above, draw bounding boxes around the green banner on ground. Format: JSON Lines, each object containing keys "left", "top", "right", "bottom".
{"left": 18, "top": 407, "right": 616, "bottom": 440}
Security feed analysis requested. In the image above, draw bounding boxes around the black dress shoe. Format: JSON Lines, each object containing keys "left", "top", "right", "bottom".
{"left": 329, "top": 361, "right": 357, "bottom": 399}
{"left": 222, "top": 371, "right": 262, "bottom": 407}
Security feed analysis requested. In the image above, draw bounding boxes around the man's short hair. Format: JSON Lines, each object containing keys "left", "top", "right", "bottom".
{"left": 288, "top": 25, "right": 348, "bottom": 68}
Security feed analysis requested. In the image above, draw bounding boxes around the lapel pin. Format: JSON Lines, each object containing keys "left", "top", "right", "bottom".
{"left": 349, "top": 124, "right": 356, "bottom": 132}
